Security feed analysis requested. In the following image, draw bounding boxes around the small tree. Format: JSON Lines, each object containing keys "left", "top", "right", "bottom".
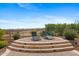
{"left": 0, "top": 29, "right": 5, "bottom": 40}
{"left": 13, "top": 32, "right": 20, "bottom": 40}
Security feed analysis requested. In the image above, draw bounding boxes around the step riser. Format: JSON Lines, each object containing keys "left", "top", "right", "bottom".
{"left": 8, "top": 47, "right": 74, "bottom": 53}
{"left": 14, "top": 41, "right": 70, "bottom": 45}
{"left": 11, "top": 44, "right": 72, "bottom": 49}
{"left": 8, "top": 37, "right": 74, "bottom": 53}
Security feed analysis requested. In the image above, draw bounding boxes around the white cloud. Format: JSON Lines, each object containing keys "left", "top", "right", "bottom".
{"left": 43, "top": 15, "right": 75, "bottom": 24}
{"left": 0, "top": 19, "right": 24, "bottom": 24}
{"left": 0, "top": 19, "right": 45, "bottom": 29}
{"left": 0, "top": 15, "right": 76, "bottom": 29}
{"left": 17, "top": 3, "right": 38, "bottom": 10}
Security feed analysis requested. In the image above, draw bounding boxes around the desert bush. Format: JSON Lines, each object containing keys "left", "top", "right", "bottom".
{"left": 55, "top": 24, "right": 66, "bottom": 36}
{"left": 0, "top": 40, "right": 7, "bottom": 49}
{"left": 76, "top": 23, "right": 79, "bottom": 33}
{"left": 45, "top": 24, "right": 56, "bottom": 32}
{"left": 13, "top": 32, "right": 20, "bottom": 40}
{"left": 0, "top": 29, "right": 5, "bottom": 40}
{"left": 63, "top": 29, "right": 77, "bottom": 40}
{"left": 40, "top": 31, "right": 45, "bottom": 37}
{"left": 45, "top": 24, "right": 66, "bottom": 36}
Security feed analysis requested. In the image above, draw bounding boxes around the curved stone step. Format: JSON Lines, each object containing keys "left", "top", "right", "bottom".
{"left": 8, "top": 46, "right": 74, "bottom": 53}
{"left": 11, "top": 43, "right": 73, "bottom": 49}
{"left": 14, "top": 40, "right": 70, "bottom": 45}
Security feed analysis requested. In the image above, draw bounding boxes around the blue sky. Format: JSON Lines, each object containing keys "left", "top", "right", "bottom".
{"left": 0, "top": 3, "right": 79, "bottom": 29}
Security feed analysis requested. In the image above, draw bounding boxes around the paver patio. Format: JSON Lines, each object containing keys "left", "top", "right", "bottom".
{"left": 1, "top": 37, "right": 79, "bottom": 56}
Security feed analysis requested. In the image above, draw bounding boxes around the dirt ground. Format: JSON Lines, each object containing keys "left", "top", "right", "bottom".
{"left": 0, "top": 47, "right": 6, "bottom": 55}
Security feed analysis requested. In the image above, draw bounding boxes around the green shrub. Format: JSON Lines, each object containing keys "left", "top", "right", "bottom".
{"left": 0, "top": 29, "right": 5, "bottom": 40}
{"left": 55, "top": 24, "right": 66, "bottom": 36}
{"left": 63, "top": 30, "right": 77, "bottom": 40}
{"left": 0, "top": 40, "right": 7, "bottom": 49}
{"left": 13, "top": 32, "right": 20, "bottom": 40}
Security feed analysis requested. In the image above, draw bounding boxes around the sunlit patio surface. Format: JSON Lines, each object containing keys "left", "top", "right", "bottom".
{"left": 1, "top": 37, "right": 79, "bottom": 56}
